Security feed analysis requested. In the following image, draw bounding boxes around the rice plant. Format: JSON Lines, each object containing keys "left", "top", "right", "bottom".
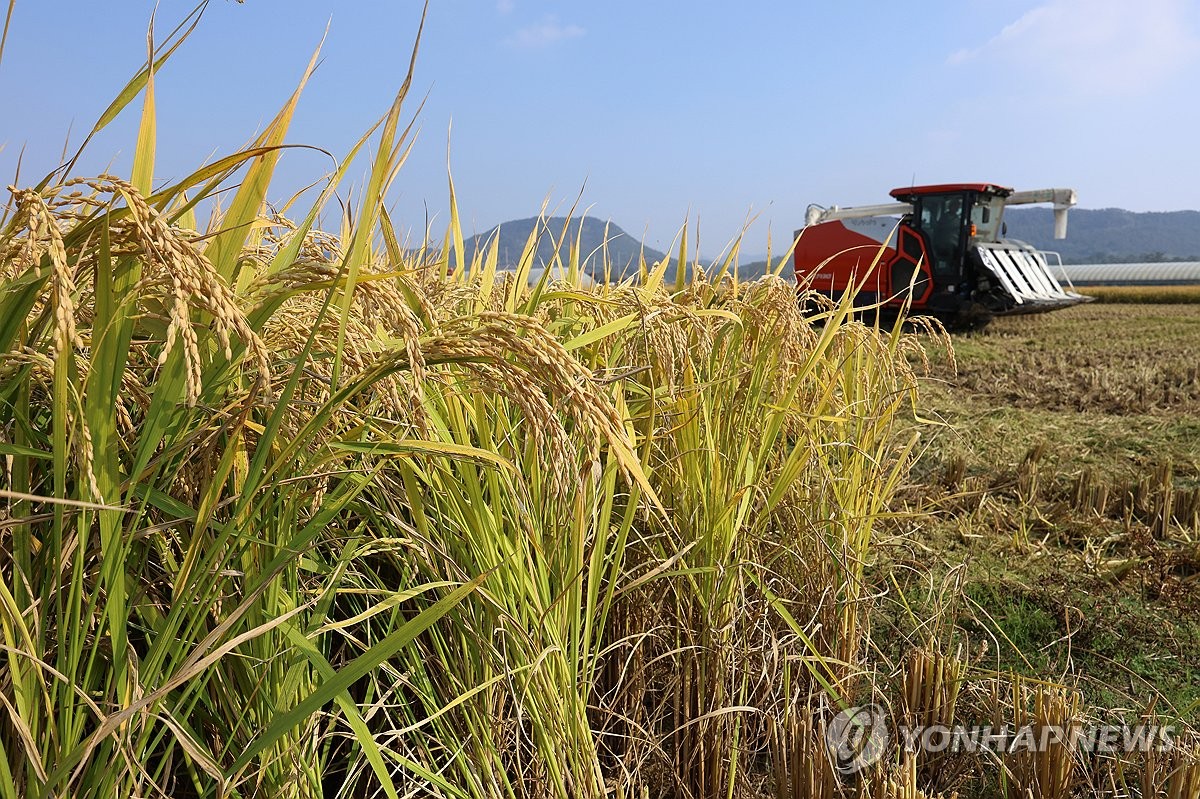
{"left": 1, "top": 6, "right": 940, "bottom": 798}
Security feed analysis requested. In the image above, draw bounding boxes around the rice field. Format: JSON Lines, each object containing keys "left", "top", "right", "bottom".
{"left": 0, "top": 19, "right": 931, "bottom": 798}
{"left": 1073, "top": 284, "right": 1200, "bottom": 304}
{"left": 2, "top": 11, "right": 1199, "bottom": 799}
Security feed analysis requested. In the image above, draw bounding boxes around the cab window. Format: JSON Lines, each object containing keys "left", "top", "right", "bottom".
{"left": 915, "top": 193, "right": 968, "bottom": 278}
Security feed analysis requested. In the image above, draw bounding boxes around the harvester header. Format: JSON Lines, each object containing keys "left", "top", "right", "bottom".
{"left": 795, "top": 183, "right": 1090, "bottom": 327}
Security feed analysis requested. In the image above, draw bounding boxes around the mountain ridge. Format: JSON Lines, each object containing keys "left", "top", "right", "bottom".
{"left": 1002, "top": 207, "right": 1200, "bottom": 263}
{"left": 461, "top": 216, "right": 668, "bottom": 278}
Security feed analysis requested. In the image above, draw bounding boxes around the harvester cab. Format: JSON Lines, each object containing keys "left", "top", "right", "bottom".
{"left": 794, "top": 183, "right": 1093, "bottom": 328}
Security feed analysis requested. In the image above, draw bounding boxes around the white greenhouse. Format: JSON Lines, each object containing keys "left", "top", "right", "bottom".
{"left": 1055, "top": 262, "right": 1200, "bottom": 286}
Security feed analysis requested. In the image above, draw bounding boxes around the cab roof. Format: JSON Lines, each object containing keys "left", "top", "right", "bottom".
{"left": 889, "top": 183, "right": 1013, "bottom": 201}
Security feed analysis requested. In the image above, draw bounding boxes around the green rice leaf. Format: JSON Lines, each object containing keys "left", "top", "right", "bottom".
{"left": 231, "top": 572, "right": 488, "bottom": 774}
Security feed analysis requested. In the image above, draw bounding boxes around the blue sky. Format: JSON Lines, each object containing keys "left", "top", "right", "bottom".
{"left": 2, "top": 0, "right": 1199, "bottom": 256}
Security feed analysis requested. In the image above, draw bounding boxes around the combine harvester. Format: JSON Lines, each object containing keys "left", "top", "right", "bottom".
{"left": 794, "top": 183, "right": 1093, "bottom": 328}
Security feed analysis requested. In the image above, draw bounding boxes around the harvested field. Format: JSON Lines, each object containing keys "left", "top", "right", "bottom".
{"left": 886, "top": 304, "right": 1200, "bottom": 732}
{"left": 930, "top": 303, "right": 1200, "bottom": 415}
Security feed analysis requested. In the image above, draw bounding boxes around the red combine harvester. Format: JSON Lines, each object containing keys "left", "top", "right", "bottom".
{"left": 793, "top": 183, "right": 1093, "bottom": 328}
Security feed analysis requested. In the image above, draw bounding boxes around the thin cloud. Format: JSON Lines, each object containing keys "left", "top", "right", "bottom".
{"left": 504, "top": 15, "right": 585, "bottom": 49}
{"left": 496, "top": 0, "right": 514, "bottom": 14}
{"left": 949, "top": 0, "right": 1199, "bottom": 94}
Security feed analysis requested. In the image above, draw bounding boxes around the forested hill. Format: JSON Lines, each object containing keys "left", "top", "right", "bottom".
{"left": 461, "top": 217, "right": 667, "bottom": 278}
{"left": 1002, "top": 207, "right": 1200, "bottom": 263}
